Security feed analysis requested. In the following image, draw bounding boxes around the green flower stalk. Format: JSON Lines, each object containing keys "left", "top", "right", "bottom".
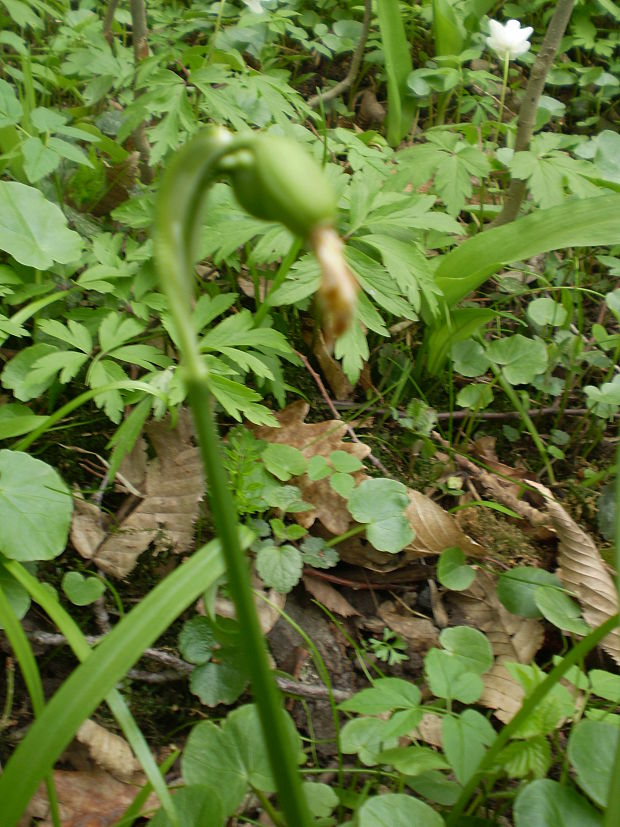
{"left": 153, "top": 127, "right": 349, "bottom": 827}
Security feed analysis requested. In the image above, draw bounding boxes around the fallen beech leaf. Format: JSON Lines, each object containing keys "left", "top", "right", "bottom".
{"left": 303, "top": 574, "right": 360, "bottom": 617}
{"left": 23, "top": 770, "right": 158, "bottom": 827}
{"left": 252, "top": 402, "right": 481, "bottom": 570}
{"left": 71, "top": 410, "right": 205, "bottom": 578}
{"left": 533, "top": 484, "right": 620, "bottom": 666}
{"left": 447, "top": 570, "right": 544, "bottom": 722}
{"left": 76, "top": 720, "right": 140, "bottom": 781}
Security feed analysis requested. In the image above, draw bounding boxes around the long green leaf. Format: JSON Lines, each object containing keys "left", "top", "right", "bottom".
{"left": 0, "top": 539, "right": 229, "bottom": 827}
{"left": 376, "top": 0, "right": 415, "bottom": 146}
{"left": 3, "top": 560, "right": 179, "bottom": 825}
{"left": 435, "top": 194, "right": 620, "bottom": 307}
{"left": 0, "top": 579, "right": 61, "bottom": 826}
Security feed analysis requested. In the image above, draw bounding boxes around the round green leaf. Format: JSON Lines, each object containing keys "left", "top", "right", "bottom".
{"left": 358, "top": 793, "right": 445, "bottom": 827}
{"left": 329, "top": 450, "right": 364, "bottom": 473}
{"left": 0, "top": 450, "right": 72, "bottom": 561}
{"left": 527, "top": 298, "right": 568, "bottom": 328}
{"left": 182, "top": 705, "right": 301, "bottom": 816}
{"left": 61, "top": 571, "right": 105, "bottom": 606}
{"left": 568, "top": 720, "right": 619, "bottom": 807}
{"left": 437, "top": 547, "right": 475, "bottom": 590}
{"left": 486, "top": 335, "right": 548, "bottom": 385}
{"left": 340, "top": 717, "right": 391, "bottom": 766}
{"left": 439, "top": 626, "right": 493, "bottom": 674}
{"left": 262, "top": 443, "right": 306, "bottom": 481}
{"left": 497, "top": 567, "right": 561, "bottom": 618}
{"left": 329, "top": 471, "right": 355, "bottom": 498}
{"left": 150, "top": 785, "right": 224, "bottom": 827}
{"left": 302, "top": 782, "right": 338, "bottom": 818}
{"left": 347, "top": 478, "right": 414, "bottom": 553}
{"left": 0, "top": 181, "right": 83, "bottom": 269}
{"left": 190, "top": 659, "right": 248, "bottom": 707}
{"left": 178, "top": 616, "right": 217, "bottom": 665}
{"left": 534, "top": 585, "right": 590, "bottom": 635}
{"left": 255, "top": 543, "right": 303, "bottom": 593}
{"left": 514, "top": 779, "right": 602, "bottom": 827}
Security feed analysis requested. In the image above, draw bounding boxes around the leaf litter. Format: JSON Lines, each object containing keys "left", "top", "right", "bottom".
{"left": 70, "top": 409, "right": 204, "bottom": 578}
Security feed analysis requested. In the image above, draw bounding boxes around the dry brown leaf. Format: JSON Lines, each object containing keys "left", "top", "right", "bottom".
{"left": 70, "top": 489, "right": 106, "bottom": 560}
{"left": 22, "top": 770, "right": 158, "bottom": 827}
{"left": 472, "top": 436, "right": 528, "bottom": 497}
{"left": 303, "top": 575, "right": 360, "bottom": 617}
{"left": 447, "top": 570, "right": 544, "bottom": 722}
{"left": 70, "top": 409, "right": 205, "bottom": 578}
{"left": 378, "top": 607, "right": 439, "bottom": 653}
{"left": 211, "top": 577, "right": 287, "bottom": 635}
{"left": 76, "top": 720, "right": 140, "bottom": 781}
{"left": 412, "top": 712, "right": 443, "bottom": 748}
{"left": 533, "top": 484, "right": 620, "bottom": 666}
{"left": 253, "top": 402, "right": 481, "bottom": 571}
{"left": 115, "top": 436, "right": 148, "bottom": 493}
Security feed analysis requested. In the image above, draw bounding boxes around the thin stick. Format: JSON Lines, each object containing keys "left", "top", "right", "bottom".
{"left": 307, "top": 0, "right": 372, "bottom": 109}
{"left": 491, "top": 0, "right": 576, "bottom": 226}
{"left": 295, "top": 350, "right": 392, "bottom": 477}
{"left": 17, "top": 631, "right": 352, "bottom": 701}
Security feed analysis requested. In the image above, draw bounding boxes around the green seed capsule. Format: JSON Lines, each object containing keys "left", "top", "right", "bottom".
{"left": 227, "top": 135, "right": 336, "bottom": 239}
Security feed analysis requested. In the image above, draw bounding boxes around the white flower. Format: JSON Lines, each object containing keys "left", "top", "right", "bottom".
{"left": 486, "top": 19, "right": 533, "bottom": 60}
{"left": 241, "top": 0, "right": 265, "bottom": 13}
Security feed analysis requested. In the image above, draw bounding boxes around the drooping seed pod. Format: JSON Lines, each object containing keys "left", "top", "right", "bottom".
{"left": 227, "top": 135, "right": 337, "bottom": 239}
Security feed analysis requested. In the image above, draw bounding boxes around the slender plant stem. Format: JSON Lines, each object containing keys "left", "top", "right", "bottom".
{"left": 187, "top": 380, "right": 313, "bottom": 826}
{"left": 492, "top": 0, "right": 576, "bottom": 226}
{"left": 253, "top": 237, "right": 302, "bottom": 327}
{"left": 492, "top": 365, "right": 556, "bottom": 483}
{"left": 129, "top": 0, "right": 153, "bottom": 182}
{"left": 492, "top": 52, "right": 510, "bottom": 146}
{"left": 103, "top": 0, "right": 119, "bottom": 43}
{"left": 446, "top": 613, "right": 620, "bottom": 825}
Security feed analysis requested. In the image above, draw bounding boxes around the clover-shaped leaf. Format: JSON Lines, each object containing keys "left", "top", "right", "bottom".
{"left": 347, "top": 478, "right": 414, "bottom": 553}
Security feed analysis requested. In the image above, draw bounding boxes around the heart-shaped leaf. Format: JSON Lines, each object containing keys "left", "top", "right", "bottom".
{"left": 62, "top": 571, "right": 105, "bottom": 606}
{"left": 347, "top": 478, "right": 414, "bottom": 553}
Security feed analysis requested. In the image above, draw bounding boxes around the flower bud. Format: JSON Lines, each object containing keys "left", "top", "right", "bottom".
{"left": 228, "top": 135, "right": 337, "bottom": 238}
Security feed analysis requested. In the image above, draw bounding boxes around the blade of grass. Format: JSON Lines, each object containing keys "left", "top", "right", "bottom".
{"left": 0, "top": 582, "right": 61, "bottom": 827}
{"left": 0, "top": 538, "right": 230, "bottom": 827}
{"left": 376, "top": 0, "right": 415, "bottom": 146}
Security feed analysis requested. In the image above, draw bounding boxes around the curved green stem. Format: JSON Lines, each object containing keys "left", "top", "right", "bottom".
{"left": 154, "top": 128, "right": 313, "bottom": 827}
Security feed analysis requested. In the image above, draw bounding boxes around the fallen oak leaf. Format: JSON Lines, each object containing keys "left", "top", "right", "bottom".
{"left": 252, "top": 402, "right": 481, "bottom": 570}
